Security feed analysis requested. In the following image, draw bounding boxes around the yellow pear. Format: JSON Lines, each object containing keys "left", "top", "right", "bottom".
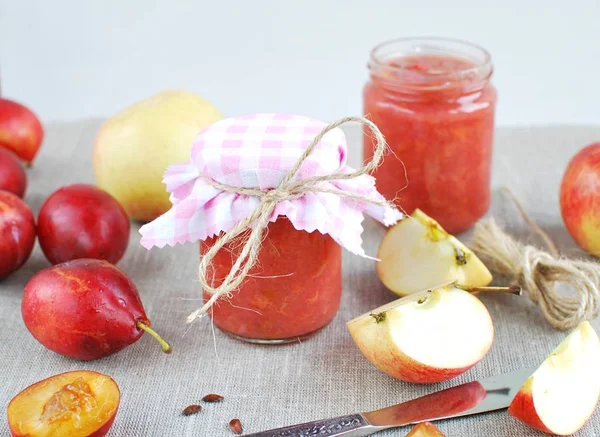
{"left": 93, "top": 90, "right": 223, "bottom": 222}
{"left": 377, "top": 209, "right": 493, "bottom": 296}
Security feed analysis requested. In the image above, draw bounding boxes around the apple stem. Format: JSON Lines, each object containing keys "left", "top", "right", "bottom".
{"left": 137, "top": 322, "right": 172, "bottom": 354}
{"left": 458, "top": 285, "right": 522, "bottom": 296}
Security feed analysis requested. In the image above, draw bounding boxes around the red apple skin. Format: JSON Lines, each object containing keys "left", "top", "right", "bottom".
{"left": 560, "top": 142, "right": 600, "bottom": 257}
{"left": 507, "top": 378, "right": 553, "bottom": 434}
{"left": 0, "top": 190, "right": 36, "bottom": 279}
{"left": 0, "top": 98, "right": 44, "bottom": 164}
{"left": 22, "top": 259, "right": 150, "bottom": 360}
{"left": 38, "top": 184, "right": 130, "bottom": 265}
{"left": 365, "top": 347, "right": 475, "bottom": 383}
{"left": 0, "top": 148, "right": 26, "bottom": 197}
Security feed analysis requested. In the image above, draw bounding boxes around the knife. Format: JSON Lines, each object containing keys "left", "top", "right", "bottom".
{"left": 245, "top": 367, "right": 534, "bottom": 436}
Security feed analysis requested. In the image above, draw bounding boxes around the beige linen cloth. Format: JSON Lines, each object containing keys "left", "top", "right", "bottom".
{"left": 1, "top": 120, "right": 600, "bottom": 436}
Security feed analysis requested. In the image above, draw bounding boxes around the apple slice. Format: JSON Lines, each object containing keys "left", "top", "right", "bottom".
{"left": 405, "top": 422, "right": 446, "bottom": 436}
{"left": 377, "top": 209, "right": 493, "bottom": 296}
{"left": 7, "top": 370, "right": 120, "bottom": 437}
{"left": 347, "top": 285, "right": 494, "bottom": 383}
{"left": 508, "top": 321, "right": 600, "bottom": 435}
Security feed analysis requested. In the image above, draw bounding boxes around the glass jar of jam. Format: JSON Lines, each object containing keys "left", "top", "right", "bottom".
{"left": 363, "top": 37, "right": 497, "bottom": 233}
{"left": 201, "top": 217, "right": 342, "bottom": 344}
{"left": 139, "top": 113, "right": 398, "bottom": 346}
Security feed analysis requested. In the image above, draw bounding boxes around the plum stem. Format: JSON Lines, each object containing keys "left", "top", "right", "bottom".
{"left": 137, "top": 322, "right": 172, "bottom": 354}
{"left": 458, "top": 285, "right": 522, "bottom": 296}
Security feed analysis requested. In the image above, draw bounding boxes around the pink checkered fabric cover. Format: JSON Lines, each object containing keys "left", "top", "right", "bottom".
{"left": 139, "top": 113, "right": 402, "bottom": 258}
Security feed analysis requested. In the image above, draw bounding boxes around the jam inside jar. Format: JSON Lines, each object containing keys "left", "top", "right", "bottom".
{"left": 363, "top": 37, "right": 497, "bottom": 233}
{"left": 201, "top": 217, "right": 342, "bottom": 344}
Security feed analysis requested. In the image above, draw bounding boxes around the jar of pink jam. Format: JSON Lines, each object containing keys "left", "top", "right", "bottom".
{"left": 139, "top": 113, "right": 401, "bottom": 345}
{"left": 363, "top": 37, "right": 497, "bottom": 233}
{"left": 201, "top": 218, "right": 342, "bottom": 343}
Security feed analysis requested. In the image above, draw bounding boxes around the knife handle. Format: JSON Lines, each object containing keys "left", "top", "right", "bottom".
{"left": 244, "top": 413, "right": 382, "bottom": 437}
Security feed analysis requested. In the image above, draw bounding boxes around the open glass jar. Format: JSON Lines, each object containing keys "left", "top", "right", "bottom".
{"left": 201, "top": 218, "right": 342, "bottom": 344}
{"left": 363, "top": 37, "right": 497, "bottom": 233}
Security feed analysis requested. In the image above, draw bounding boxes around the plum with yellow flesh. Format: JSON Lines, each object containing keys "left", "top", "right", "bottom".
{"left": 405, "top": 422, "right": 446, "bottom": 436}
{"left": 7, "top": 370, "right": 120, "bottom": 437}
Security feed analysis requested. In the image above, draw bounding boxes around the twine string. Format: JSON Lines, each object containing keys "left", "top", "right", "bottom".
{"left": 188, "top": 116, "right": 393, "bottom": 323}
{"left": 472, "top": 188, "right": 600, "bottom": 330}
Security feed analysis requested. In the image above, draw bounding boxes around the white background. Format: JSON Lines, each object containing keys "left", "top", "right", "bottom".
{"left": 0, "top": 0, "right": 599, "bottom": 126}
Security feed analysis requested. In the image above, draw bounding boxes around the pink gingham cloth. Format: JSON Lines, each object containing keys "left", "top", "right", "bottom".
{"left": 139, "top": 113, "right": 402, "bottom": 258}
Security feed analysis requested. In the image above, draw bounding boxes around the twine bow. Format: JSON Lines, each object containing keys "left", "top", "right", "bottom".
{"left": 187, "top": 116, "right": 394, "bottom": 323}
{"left": 472, "top": 188, "right": 600, "bottom": 330}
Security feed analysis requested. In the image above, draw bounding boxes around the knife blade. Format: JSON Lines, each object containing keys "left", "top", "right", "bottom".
{"left": 245, "top": 367, "right": 534, "bottom": 437}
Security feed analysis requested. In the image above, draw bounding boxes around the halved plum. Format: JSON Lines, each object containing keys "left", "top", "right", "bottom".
{"left": 7, "top": 370, "right": 120, "bottom": 437}
{"left": 406, "top": 422, "right": 446, "bottom": 436}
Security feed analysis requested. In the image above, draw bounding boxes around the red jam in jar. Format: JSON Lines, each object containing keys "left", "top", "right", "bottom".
{"left": 363, "top": 38, "right": 497, "bottom": 233}
{"left": 201, "top": 218, "right": 342, "bottom": 343}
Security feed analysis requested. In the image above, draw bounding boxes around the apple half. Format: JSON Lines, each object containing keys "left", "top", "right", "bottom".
{"left": 405, "top": 422, "right": 446, "bottom": 437}
{"left": 508, "top": 321, "right": 600, "bottom": 435}
{"left": 7, "top": 370, "right": 120, "bottom": 437}
{"left": 347, "top": 285, "right": 494, "bottom": 383}
{"left": 377, "top": 209, "right": 493, "bottom": 296}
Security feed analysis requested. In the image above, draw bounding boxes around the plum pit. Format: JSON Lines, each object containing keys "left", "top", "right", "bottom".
{"left": 41, "top": 378, "right": 97, "bottom": 424}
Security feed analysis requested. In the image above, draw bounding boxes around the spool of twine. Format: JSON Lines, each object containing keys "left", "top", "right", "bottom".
{"left": 472, "top": 188, "right": 600, "bottom": 330}
{"left": 188, "top": 116, "right": 395, "bottom": 323}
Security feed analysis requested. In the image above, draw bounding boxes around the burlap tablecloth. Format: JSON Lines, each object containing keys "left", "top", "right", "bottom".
{"left": 1, "top": 120, "right": 600, "bottom": 436}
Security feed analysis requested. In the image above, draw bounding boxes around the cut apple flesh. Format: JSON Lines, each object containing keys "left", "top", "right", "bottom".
{"left": 347, "top": 285, "right": 493, "bottom": 383}
{"left": 508, "top": 321, "right": 600, "bottom": 435}
{"left": 405, "top": 422, "right": 446, "bottom": 436}
{"left": 377, "top": 209, "right": 493, "bottom": 296}
{"left": 7, "top": 371, "right": 120, "bottom": 437}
